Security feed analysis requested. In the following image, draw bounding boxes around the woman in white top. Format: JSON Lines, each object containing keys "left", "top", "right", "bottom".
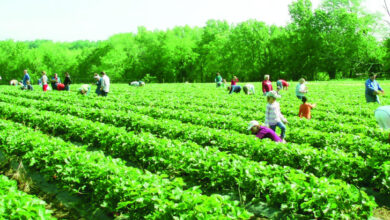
{"left": 41, "top": 71, "right": 48, "bottom": 92}
{"left": 100, "top": 71, "right": 110, "bottom": 97}
{"left": 243, "top": 84, "right": 255, "bottom": 95}
{"left": 375, "top": 106, "right": 390, "bottom": 142}
{"left": 296, "top": 78, "right": 308, "bottom": 100}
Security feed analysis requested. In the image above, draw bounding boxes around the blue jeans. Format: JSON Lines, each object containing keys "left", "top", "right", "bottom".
{"left": 65, "top": 85, "right": 70, "bottom": 91}
{"left": 270, "top": 122, "right": 286, "bottom": 139}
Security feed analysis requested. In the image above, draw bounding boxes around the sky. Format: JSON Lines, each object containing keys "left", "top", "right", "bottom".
{"left": 0, "top": 0, "right": 387, "bottom": 42}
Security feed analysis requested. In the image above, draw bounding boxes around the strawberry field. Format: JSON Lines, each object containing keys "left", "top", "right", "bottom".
{"left": 0, "top": 81, "right": 389, "bottom": 219}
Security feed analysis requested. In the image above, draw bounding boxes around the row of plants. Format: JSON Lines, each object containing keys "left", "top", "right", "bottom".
{"left": 0, "top": 101, "right": 378, "bottom": 218}
{"left": 0, "top": 93, "right": 387, "bottom": 189}
{"left": 0, "top": 175, "right": 55, "bottom": 219}
{"left": 0, "top": 119, "right": 251, "bottom": 219}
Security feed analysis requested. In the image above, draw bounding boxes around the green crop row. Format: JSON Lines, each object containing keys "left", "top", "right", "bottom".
{"left": 0, "top": 101, "right": 378, "bottom": 219}
{"left": 0, "top": 93, "right": 386, "bottom": 189}
{"left": 3, "top": 91, "right": 386, "bottom": 161}
{"left": 0, "top": 119, "right": 251, "bottom": 219}
{"left": 0, "top": 175, "right": 55, "bottom": 219}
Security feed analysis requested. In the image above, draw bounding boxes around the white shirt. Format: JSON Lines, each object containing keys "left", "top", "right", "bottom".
{"left": 131, "top": 81, "right": 140, "bottom": 86}
{"left": 265, "top": 101, "right": 286, "bottom": 126}
{"left": 42, "top": 75, "right": 48, "bottom": 85}
{"left": 101, "top": 75, "right": 110, "bottom": 92}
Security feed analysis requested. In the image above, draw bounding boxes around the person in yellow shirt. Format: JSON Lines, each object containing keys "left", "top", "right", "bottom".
{"left": 298, "top": 96, "right": 316, "bottom": 119}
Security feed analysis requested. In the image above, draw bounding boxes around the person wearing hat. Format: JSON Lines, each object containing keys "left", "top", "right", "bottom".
{"left": 265, "top": 91, "right": 288, "bottom": 141}
{"left": 79, "top": 84, "right": 91, "bottom": 96}
{"left": 375, "top": 106, "right": 390, "bottom": 142}
{"left": 365, "top": 73, "right": 384, "bottom": 103}
{"left": 247, "top": 120, "right": 282, "bottom": 142}
{"left": 296, "top": 78, "right": 308, "bottom": 100}
{"left": 243, "top": 84, "right": 255, "bottom": 95}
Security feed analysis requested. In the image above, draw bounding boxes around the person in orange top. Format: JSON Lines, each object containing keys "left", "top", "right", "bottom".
{"left": 299, "top": 96, "right": 316, "bottom": 119}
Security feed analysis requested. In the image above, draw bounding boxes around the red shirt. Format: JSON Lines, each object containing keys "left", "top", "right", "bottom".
{"left": 262, "top": 80, "right": 273, "bottom": 93}
{"left": 299, "top": 103, "right": 314, "bottom": 119}
{"left": 231, "top": 78, "right": 239, "bottom": 85}
{"left": 281, "top": 80, "right": 289, "bottom": 87}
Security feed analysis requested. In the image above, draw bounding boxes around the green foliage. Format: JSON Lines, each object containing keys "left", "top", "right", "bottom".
{"left": 0, "top": 175, "right": 55, "bottom": 219}
{"left": 0, "top": 0, "right": 387, "bottom": 83}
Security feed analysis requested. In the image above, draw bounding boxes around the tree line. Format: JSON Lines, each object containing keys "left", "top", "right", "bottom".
{"left": 0, "top": 0, "right": 389, "bottom": 84}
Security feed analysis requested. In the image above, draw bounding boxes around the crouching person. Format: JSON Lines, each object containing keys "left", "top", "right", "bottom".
{"left": 243, "top": 84, "right": 255, "bottom": 95}
{"left": 247, "top": 120, "right": 282, "bottom": 142}
{"left": 79, "top": 84, "right": 91, "bottom": 96}
{"left": 228, "top": 85, "right": 241, "bottom": 94}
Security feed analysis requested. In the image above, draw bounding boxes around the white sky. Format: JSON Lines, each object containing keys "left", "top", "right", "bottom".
{"left": 0, "top": 0, "right": 386, "bottom": 42}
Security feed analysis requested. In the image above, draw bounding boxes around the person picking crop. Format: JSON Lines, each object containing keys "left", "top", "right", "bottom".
{"left": 228, "top": 85, "right": 241, "bottom": 94}
{"left": 215, "top": 72, "right": 223, "bottom": 87}
{"left": 79, "top": 84, "right": 91, "bottom": 96}
{"left": 231, "top": 76, "right": 239, "bottom": 86}
{"left": 265, "top": 91, "right": 287, "bottom": 142}
{"left": 365, "top": 73, "right": 384, "bottom": 104}
{"left": 277, "top": 79, "right": 289, "bottom": 91}
{"left": 296, "top": 78, "right": 308, "bottom": 100}
{"left": 375, "top": 106, "right": 390, "bottom": 143}
{"left": 247, "top": 120, "right": 282, "bottom": 142}
{"left": 298, "top": 96, "right": 316, "bottom": 119}
{"left": 243, "top": 84, "right": 255, "bottom": 95}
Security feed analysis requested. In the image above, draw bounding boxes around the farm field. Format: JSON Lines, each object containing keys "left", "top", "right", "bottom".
{"left": 0, "top": 80, "right": 390, "bottom": 219}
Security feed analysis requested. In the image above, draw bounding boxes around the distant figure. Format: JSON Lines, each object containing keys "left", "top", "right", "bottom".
{"left": 375, "top": 106, "right": 390, "bottom": 142}
{"left": 296, "top": 78, "right": 308, "bottom": 100}
{"left": 262, "top": 75, "right": 273, "bottom": 95}
{"left": 79, "top": 84, "right": 91, "bottom": 96}
{"left": 222, "top": 79, "right": 227, "bottom": 88}
{"left": 247, "top": 120, "right": 282, "bottom": 142}
{"left": 21, "top": 80, "right": 33, "bottom": 91}
{"left": 277, "top": 79, "right": 289, "bottom": 91}
{"left": 299, "top": 96, "right": 316, "bottom": 119}
{"left": 365, "top": 73, "right": 384, "bottom": 104}
{"left": 265, "top": 91, "right": 287, "bottom": 141}
{"left": 130, "top": 81, "right": 145, "bottom": 87}
{"left": 51, "top": 73, "right": 61, "bottom": 90}
{"left": 243, "top": 84, "right": 255, "bottom": 95}
{"left": 41, "top": 71, "right": 48, "bottom": 91}
{"left": 215, "top": 72, "right": 223, "bottom": 87}
{"left": 94, "top": 73, "right": 102, "bottom": 96}
{"left": 231, "top": 76, "right": 239, "bottom": 86}
{"left": 100, "top": 72, "right": 110, "bottom": 97}
{"left": 10, "top": 79, "right": 18, "bottom": 86}
{"left": 22, "top": 69, "right": 30, "bottom": 87}
{"left": 228, "top": 85, "right": 241, "bottom": 94}
{"left": 64, "top": 72, "right": 72, "bottom": 91}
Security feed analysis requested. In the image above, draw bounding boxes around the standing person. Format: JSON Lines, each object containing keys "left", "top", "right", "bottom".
{"left": 296, "top": 78, "right": 308, "bottom": 100}
{"left": 228, "top": 85, "right": 241, "bottom": 94}
{"left": 79, "top": 84, "right": 91, "bottom": 96}
{"left": 375, "top": 106, "right": 390, "bottom": 142}
{"left": 231, "top": 76, "right": 239, "bottom": 86}
{"left": 41, "top": 71, "right": 48, "bottom": 92}
{"left": 365, "top": 73, "right": 384, "bottom": 104}
{"left": 22, "top": 69, "right": 30, "bottom": 87}
{"left": 94, "top": 73, "right": 102, "bottom": 96}
{"left": 215, "top": 73, "right": 223, "bottom": 87}
{"left": 100, "top": 71, "right": 110, "bottom": 97}
{"left": 51, "top": 73, "right": 61, "bottom": 90}
{"left": 247, "top": 120, "right": 282, "bottom": 142}
{"left": 298, "top": 96, "right": 316, "bottom": 119}
{"left": 265, "top": 91, "right": 288, "bottom": 142}
{"left": 243, "top": 84, "right": 255, "bottom": 95}
{"left": 64, "top": 72, "right": 71, "bottom": 91}
{"left": 262, "top": 75, "right": 273, "bottom": 95}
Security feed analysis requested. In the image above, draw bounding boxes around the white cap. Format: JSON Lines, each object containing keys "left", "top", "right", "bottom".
{"left": 266, "top": 90, "right": 281, "bottom": 99}
{"left": 247, "top": 120, "right": 260, "bottom": 130}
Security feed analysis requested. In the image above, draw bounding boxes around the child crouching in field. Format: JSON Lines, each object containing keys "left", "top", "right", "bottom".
{"left": 265, "top": 91, "right": 287, "bottom": 142}
{"left": 298, "top": 96, "right": 316, "bottom": 119}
